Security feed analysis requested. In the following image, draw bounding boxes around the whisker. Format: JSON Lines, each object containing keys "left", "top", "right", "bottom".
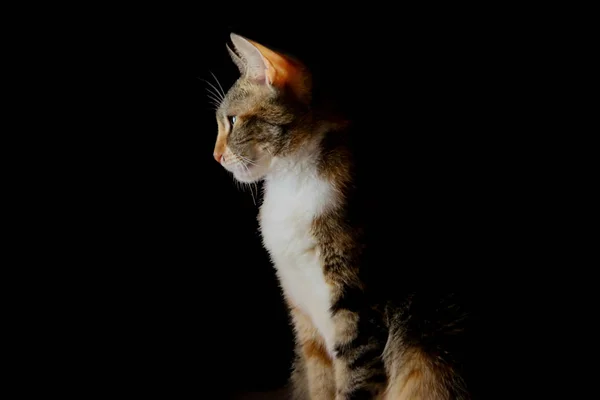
{"left": 207, "top": 101, "right": 220, "bottom": 110}
{"left": 206, "top": 94, "right": 222, "bottom": 106}
{"left": 248, "top": 183, "right": 256, "bottom": 205}
{"left": 230, "top": 153, "right": 255, "bottom": 168}
{"left": 205, "top": 82, "right": 224, "bottom": 102}
{"left": 224, "top": 149, "right": 265, "bottom": 207}
{"left": 205, "top": 90, "right": 223, "bottom": 104}
{"left": 236, "top": 152, "right": 269, "bottom": 166}
{"left": 204, "top": 87, "right": 221, "bottom": 100}
{"left": 209, "top": 71, "right": 226, "bottom": 98}
{"left": 206, "top": 96, "right": 222, "bottom": 108}
{"left": 200, "top": 78, "right": 224, "bottom": 102}
{"left": 207, "top": 96, "right": 221, "bottom": 104}
{"left": 205, "top": 86, "right": 223, "bottom": 100}
{"left": 237, "top": 155, "right": 259, "bottom": 166}
{"left": 239, "top": 163, "right": 257, "bottom": 205}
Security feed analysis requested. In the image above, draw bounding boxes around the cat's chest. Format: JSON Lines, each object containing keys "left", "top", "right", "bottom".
{"left": 259, "top": 174, "right": 336, "bottom": 350}
{"left": 259, "top": 173, "right": 332, "bottom": 258}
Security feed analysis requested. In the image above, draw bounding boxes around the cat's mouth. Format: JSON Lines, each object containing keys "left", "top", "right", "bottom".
{"left": 219, "top": 146, "right": 271, "bottom": 183}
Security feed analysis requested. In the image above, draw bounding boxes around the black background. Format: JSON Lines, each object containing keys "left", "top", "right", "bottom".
{"left": 58, "top": 7, "right": 571, "bottom": 398}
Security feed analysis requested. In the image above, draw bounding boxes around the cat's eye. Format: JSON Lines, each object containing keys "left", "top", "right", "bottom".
{"left": 228, "top": 116, "right": 237, "bottom": 128}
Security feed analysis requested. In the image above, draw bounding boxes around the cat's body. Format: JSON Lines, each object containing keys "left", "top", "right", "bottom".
{"left": 213, "top": 33, "right": 475, "bottom": 399}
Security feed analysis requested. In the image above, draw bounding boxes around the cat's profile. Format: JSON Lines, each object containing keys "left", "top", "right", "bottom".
{"left": 212, "top": 33, "right": 476, "bottom": 400}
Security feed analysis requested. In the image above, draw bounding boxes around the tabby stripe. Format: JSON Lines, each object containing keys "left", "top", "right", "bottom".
{"left": 348, "top": 346, "right": 384, "bottom": 370}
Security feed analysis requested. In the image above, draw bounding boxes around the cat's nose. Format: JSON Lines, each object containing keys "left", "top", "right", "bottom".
{"left": 213, "top": 151, "right": 223, "bottom": 163}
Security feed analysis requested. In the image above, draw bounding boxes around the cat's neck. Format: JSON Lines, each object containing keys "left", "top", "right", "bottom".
{"left": 266, "top": 118, "right": 350, "bottom": 184}
{"left": 262, "top": 125, "right": 351, "bottom": 217}
{"left": 267, "top": 137, "right": 321, "bottom": 181}
{"left": 261, "top": 148, "right": 337, "bottom": 228}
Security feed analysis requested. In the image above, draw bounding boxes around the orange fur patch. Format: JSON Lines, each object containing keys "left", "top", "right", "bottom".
{"left": 303, "top": 339, "right": 333, "bottom": 366}
{"left": 213, "top": 117, "right": 228, "bottom": 157}
{"left": 246, "top": 38, "right": 310, "bottom": 101}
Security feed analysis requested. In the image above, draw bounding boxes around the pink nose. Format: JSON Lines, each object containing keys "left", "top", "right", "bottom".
{"left": 213, "top": 151, "right": 223, "bottom": 163}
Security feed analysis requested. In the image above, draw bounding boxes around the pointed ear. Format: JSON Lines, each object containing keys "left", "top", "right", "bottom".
{"left": 229, "top": 33, "right": 310, "bottom": 100}
{"left": 229, "top": 33, "right": 268, "bottom": 83}
{"left": 226, "top": 43, "right": 245, "bottom": 74}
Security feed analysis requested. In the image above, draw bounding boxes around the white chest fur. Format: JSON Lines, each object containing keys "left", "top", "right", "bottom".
{"left": 259, "top": 166, "right": 337, "bottom": 353}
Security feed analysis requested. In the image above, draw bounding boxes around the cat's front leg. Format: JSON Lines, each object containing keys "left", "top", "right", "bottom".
{"left": 330, "top": 295, "right": 389, "bottom": 400}
{"left": 289, "top": 303, "right": 336, "bottom": 400}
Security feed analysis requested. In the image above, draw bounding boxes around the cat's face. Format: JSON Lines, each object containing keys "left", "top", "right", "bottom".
{"left": 214, "top": 79, "right": 287, "bottom": 183}
{"left": 213, "top": 34, "right": 311, "bottom": 183}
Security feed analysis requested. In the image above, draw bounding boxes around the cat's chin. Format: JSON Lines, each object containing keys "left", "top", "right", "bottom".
{"left": 233, "top": 173, "right": 264, "bottom": 183}
{"left": 232, "top": 166, "right": 267, "bottom": 183}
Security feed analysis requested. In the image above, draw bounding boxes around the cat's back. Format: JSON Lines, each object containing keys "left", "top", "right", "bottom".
{"left": 336, "top": 121, "right": 492, "bottom": 398}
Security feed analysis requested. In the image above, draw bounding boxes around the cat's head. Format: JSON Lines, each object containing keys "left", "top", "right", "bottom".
{"left": 212, "top": 33, "right": 313, "bottom": 183}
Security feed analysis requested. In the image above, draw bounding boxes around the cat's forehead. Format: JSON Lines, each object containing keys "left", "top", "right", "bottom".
{"left": 225, "top": 81, "right": 252, "bottom": 103}
{"left": 221, "top": 79, "right": 271, "bottom": 113}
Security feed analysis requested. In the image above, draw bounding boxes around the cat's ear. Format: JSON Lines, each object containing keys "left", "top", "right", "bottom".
{"left": 229, "top": 33, "right": 310, "bottom": 100}
{"left": 229, "top": 33, "right": 269, "bottom": 82}
{"left": 226, "top": 43, "right": 245, "bottom": 75}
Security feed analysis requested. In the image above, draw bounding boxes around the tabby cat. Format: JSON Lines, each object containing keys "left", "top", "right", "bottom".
{"left": 212, "top": 33, "right": 474, "bottom": 400}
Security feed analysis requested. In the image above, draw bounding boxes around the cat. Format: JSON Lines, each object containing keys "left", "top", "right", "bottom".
{"left": 212, "top": 33, "right": 476, "bottom": 400}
